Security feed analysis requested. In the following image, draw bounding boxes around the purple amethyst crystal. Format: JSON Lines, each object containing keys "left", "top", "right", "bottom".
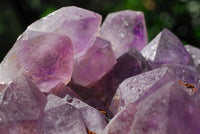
{"left": 110, "top": 67, "right": 177, "bottom": 114}
{"left": 72, "top": 37, "right": 117, "bottom": 87}
{"left": 141, "top": 29, "right": 194, "bottom": 68}
{"left": 162, "top": 64, "right": 200, "bottom": 91}
{"left": 2, "top": 30, "right": 73, "bottom": 92}
{"left": 100, "top": 10, "right": 148, "bottom": 58}
{"left": 104, "top": 81, "right": 200, "bottom": 134}
{"left": 39, "top": 95, "right": 87, "bottom": 134}
{"left": 27, "top": 6, "right": 102, "bottom": 59}
{"left": 69, "top": 48, "right": 151, "bottom": 108}
{"left": 65, "top": 95, "right": 107, "bottom": 133}
{"left": 185, "top": 45, "right": 200, "bottom": 74}
{"left": 0, "top": 69, "right": 46, "bottom": 123}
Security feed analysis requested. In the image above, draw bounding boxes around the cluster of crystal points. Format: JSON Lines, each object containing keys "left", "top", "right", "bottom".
{"left": 1, "top": 6, "right": 200, "bottom": 134}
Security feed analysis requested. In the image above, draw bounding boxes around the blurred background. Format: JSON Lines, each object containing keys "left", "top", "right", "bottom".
{"left": 1, "top": 0, "right": 200, "bottom": 61}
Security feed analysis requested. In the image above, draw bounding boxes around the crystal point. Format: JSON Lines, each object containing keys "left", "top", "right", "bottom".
{"left": 27, "top": 6, "right": 102, "bottom": 59}
{"left": 100, "top": 10, "right": 148, "bottom": 58}
{"left": 141, "top": 29, "right": 194, "bottom": 68}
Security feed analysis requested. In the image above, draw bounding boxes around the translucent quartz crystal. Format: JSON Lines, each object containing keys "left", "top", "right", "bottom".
{"left": 72, "top": 37, "right": 117, "bottom": 87}
{"left": 110, "top": 67, "right": 177, "bottom": 114}
{"left": 64, "top": 95, "right": 107, "bottom": 133}
{"left": 162, "top": 64, "right": 200, "bottom": 91}
{"left": 27, "top": 6, "right": 102, "bottom": 59}
{"left": 2, "top": 30, "right": 73, "bottom": 92}
{"left": 103, "top": 82, "right": 200, "bottom": 134}
{"left": 39, "top": 95, "right": 87, "bottom": 134}
{"left": 0, "top": 66, "right": 46, "bottom": 123}
{"left": 68, "top": 48, "right": 151, "bottom": 108}
{"left": 100, "top": 10, "right": 148, "bottom": 58}
{"left": 0, "top": 63, "right": 46, "bottom": 134}
{"left": 185, "top": 45, "right": 200, "bottom": 74}
{"left": 141, "top": 29, "right": 194, "bottom": 68}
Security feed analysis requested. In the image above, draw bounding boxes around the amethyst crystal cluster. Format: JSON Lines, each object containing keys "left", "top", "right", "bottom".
{"left": 0, "top": 6, "right": 200, "bottom": 134}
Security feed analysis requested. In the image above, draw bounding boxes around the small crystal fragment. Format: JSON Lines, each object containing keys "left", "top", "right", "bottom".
{"left": 27, "top": 6, "right": 102, "bottom": 59}
{"left": 141, "top": 29, "right": 194, "bottom": 68}
{"left": 100, "top": 10, "right": 148, "bottom": 58}
{"left": 72, "top": 37, "right": 117, "bottom": 87}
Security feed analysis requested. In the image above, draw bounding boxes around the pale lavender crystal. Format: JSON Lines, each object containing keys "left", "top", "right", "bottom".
{"left": 2, "top": 30, "right": 73, "bottom": 92}
{"left": 162, "top": 64, "right": 200, "bottom": 91}
{"left": 27, "top": 6, "right": 102, "bottom": 59}
{"left": 40, "top": 95, "right": 87, "bottom": 134}
{"left": 100, "top": 10, "right": 148, "bottom": 58}
{"left": 65, "top": 95, "right": 107, "bottom": 133}
{"left": 141, "top": 29, "right": 194, "bottom": 68}
{"left": 185, "top": 45, "right": 200, "bottom": 73}
{"left": 72, "top": 37, "right": 117, "bottom": 87}
{"left": 110, "top": 67, "right": 178, "bottom": 114}
{"left": 104, "top": 81, "right": 200, "bottom": 134}
{"left": 69, "top": 48, "right": 151, "bottom": 108}
{"left": 0, "top": 66, "right": 46, "bottom": 123}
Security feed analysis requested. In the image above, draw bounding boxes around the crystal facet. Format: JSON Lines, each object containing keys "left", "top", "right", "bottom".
{"left": 27, "top": 6, "right": 102, "bottom": 59}
{"left": 100, "top": 10, "right": 148, "bottom": 58}
{"left": 2, "top": 30, "right": 73, "bottom": 92}
{"left": 185, "top": 45, "right": 200, "bottom": 74}
{"left": 141, "top": 29, "right": 194, "bottom": 68}
{"left": 110, "top": 67, "right": 177, "bottom": 114}
{"left": 65, "top": 95, "right": 107, "bottom": 133}
{"left": 39, "top": 95, "right": 87, "bottom": 134}
{"left": 104, "top": 82, "right": 200, "bottom": 134}
{"left": 72, "top": 37, "right": 116, "bottom": 87}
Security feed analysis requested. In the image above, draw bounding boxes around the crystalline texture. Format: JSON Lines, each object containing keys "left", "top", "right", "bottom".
{"left": 69, "top": 48, "right": 151, "bottom": 108}
{"left": 185, "top": 45, "right": 200, "bottom": 74}
{"left": 162, "top": 64, "right": 200, "bottom": 91}
{"left": 2, "top": 30, "right": 73, "bottom": 92}
{"left": 65, "top": 96, "right": 107, "bottom": 133}
{"left": 0, "top": 66, "right": 46, "bottom": 125}
{"left": 103, "top": 81, "right": 200, "bottom": 134}
{"left": 100, "top": 10, "right": 148, "bottom": 58}
{"left": 72, "top": 37, "right": 117, "bottom": 87}
{"left": 39, "top": 95, "right": 87, "bottom": 134}
{"left": 141, "top": 29, "right": 194, "bottom": 68}
{"left": 110, "top": 67, "right": 178, "bottom": 114}
{"left": 27, "top": 6, "right": 102, "bottom": 59}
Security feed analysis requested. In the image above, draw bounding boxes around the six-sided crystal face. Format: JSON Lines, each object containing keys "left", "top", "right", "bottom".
{"left": 0, "top": 6, "right": 200, "bottom": 134}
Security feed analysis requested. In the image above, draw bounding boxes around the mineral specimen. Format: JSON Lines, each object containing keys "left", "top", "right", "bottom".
{"left": 141, "top": 29, "right": 194, "bottom": 68}
{"left": 100, "top": 10, "right": 148, "bottom": 58}
{"left": 27, "top": 6, "right": 102, "bottom": 59}
{"left": 72, "top": 37, "right": 117, "bottom": 87}
{"left": 1, "top": 5, "right": 200, "bottom": 134}
{"left": 2, "top": 30, "right": 73, "bottom": 92}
